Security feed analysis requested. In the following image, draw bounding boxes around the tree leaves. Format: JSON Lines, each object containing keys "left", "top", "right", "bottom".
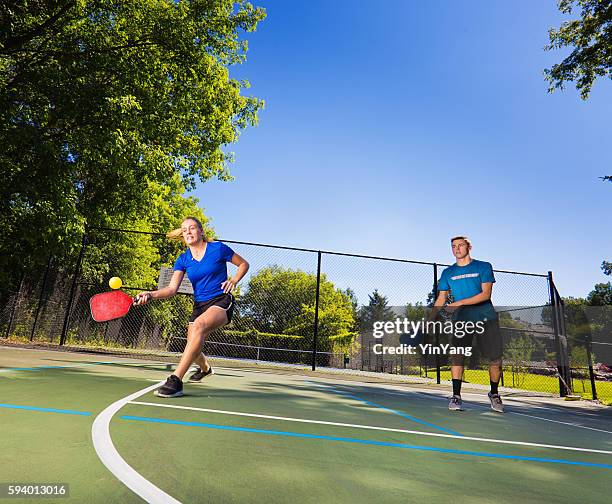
{"left": 0, "top": 1, "right": 265, "bottom": 287}
{"left": 544, "top": 0, "right": 612, "bottom": 99}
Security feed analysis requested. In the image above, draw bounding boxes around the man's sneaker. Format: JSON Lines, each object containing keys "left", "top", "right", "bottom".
{"left": 154, "top": 374, "right": 184, "bottom": 398}
{"left": 448, "top": 395, "right": 464, "bottom": 411}
{"left": 188, "top": 366, "right": 214, "bottom": 382}
{"left": 488, "top": 392, "right": 504, "bottom": 413}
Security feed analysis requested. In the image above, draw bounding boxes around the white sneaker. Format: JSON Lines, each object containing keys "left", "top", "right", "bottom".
{"left": 488, "top": 392, "right": 504, "bottom": 413}
{"left": 448, "top": 395, "right": 464, "bottom": 411}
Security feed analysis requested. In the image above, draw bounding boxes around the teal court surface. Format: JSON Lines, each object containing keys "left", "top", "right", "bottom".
{"left": 1, "top": 345, "right": 611, "bottom": 503}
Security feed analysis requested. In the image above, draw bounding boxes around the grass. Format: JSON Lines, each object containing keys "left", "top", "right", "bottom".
{"left": 436, "top": 368, "right": 612, "bottom": 406}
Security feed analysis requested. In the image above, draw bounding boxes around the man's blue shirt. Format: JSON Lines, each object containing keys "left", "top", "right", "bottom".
{"left": 438, "top": 259, "right": 497, "bottom": 321}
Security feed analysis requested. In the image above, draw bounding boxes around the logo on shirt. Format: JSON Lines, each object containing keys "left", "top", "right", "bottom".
{"left": 450, "top": 273, "right": 480, "bottom": 281}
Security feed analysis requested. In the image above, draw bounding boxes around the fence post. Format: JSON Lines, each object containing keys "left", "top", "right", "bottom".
{"left": 60, "top": 234, "right": 88, "bottom": 346}
{"left": 433, "top": 263, "right": 440, "bottom": 384}
{"left": 360, "top": 336, "right": 364, "bottom": 371}
{"left": 548, "top": 271, "right": 570, "bottom": 396}
{"left": 311, "top": 251, "right": 322, "bottom": 371}
{"left": 30, "top": 255, "right": 53, "bottom": 342}
{"left": 5, "top": 274, "right": 25, "bottom": 339}
{"left": 585, "top": 332, "right": 598, "bottom": 400}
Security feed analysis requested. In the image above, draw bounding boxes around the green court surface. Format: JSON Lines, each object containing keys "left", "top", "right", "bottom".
{"left": 1, "top": 346, "right": 611, "bottom": 504}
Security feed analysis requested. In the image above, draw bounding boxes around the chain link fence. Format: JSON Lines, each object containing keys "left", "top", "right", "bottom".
{"left": 1, "top": 227, "right": 609, "bottom": 403}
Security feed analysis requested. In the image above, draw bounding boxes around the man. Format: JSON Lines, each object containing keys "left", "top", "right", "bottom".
{"left": 433, "top": 236, "right": 504, "bottom": 413}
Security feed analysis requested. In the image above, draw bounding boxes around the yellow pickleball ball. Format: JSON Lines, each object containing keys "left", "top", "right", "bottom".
{"left": 108, "top": 277, "right": 123, "bottom": 290}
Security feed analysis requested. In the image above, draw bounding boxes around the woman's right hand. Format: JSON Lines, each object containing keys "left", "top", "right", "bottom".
{"left": 134, "top": 292, "right": 153, "bottom": 306}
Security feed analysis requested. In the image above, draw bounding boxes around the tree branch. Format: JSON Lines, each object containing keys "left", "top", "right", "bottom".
{"left": 3, "top": 1, "right": 76, "bottom": 53}
{"left": 2, "top": 40, "right": 159, "bottom": 58}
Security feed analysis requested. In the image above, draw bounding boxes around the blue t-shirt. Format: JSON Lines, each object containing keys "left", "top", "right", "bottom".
{"left": 438, "top": 259, "right": 497, "bottom": 321}
{"left": 173, "top": 241, "right": 235, "bottom": 302}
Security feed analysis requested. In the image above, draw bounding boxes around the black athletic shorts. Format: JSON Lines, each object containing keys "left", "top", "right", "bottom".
{"left": 451, "top": 318, "right": 503, "bottom": 361}
{"left": 189, "top": 293, "right": 234, "bottom": 323}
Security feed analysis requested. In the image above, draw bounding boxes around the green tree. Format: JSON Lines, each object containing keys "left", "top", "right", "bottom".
{"left": 357, "top": 289, "right": 395, "bottom": 332}
{"left": 587, "top": 282, "right": 612, "bottom": 306}
{"left": 237, "top": 266, "right": 357, "bottom": 352}
{"left": 0, "top": 0, "right": 265, "bottom": 287}
{"left": 80, "top": 175, "right": 213, "bottom": 288}
{"left": 569, "top": 345, "right": 596, "bottom": 392}
{"left": 505, "top": 334, "right": 538, "bottom": 363}
{"left": 545, "top": 0, "right": 612, "bottom": 99}
{"left": 504, "top": 334, "right": 539, "bottom": 387}
{"left": 404, "top": 301, "right": 426, "bottom": 321}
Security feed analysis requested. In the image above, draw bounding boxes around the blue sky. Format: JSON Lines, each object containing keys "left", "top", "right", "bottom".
{"left": 192, "top": 0, "right": 612, "bottom": 300}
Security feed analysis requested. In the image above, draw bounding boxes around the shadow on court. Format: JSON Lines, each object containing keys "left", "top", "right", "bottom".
{"left": 1, "top": 346, "right": 611, "bottom": 503}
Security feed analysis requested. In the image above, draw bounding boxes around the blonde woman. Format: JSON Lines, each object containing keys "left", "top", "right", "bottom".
{"left": 136, "top": 217, "right": 249, "bottom": 397}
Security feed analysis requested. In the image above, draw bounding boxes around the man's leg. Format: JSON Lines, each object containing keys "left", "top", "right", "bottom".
{"left": 449, "top": 355, "right": 465, "bottom": 410}
{"left": 451, "top": 357, "right": 465, "bottom": 394}
{"left": 489, "top": 358, "right": 502, "bottom": 392}
{"left": 482, "top": 318, "right": 505, "bottom": 412}
{"left": 487, "top": 359, "right": 504, "bottom": 412}
{"left": 448, "top": 329, "right": 474, "bottom": 411}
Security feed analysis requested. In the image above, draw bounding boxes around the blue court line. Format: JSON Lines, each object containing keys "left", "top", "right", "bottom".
{"left": 305, "top": 381, "right": 462, "bottom": 437}
{"left": 120, "top": 415, "right": 612, "bottom": 469}
{"left": 1, "top": 367, "right": 43, "bottom": 371}
{"left": 0, "top": 403, "right": 91, "bottom": 416}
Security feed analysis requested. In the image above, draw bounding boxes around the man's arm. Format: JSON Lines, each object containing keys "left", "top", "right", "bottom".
{"left": 429, "top": 290, "right": 448, "bottom": 319}
{"left": 448, "top": 282, "right": 493, "bottom": 307}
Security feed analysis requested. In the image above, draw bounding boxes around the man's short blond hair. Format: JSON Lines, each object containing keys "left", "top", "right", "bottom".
{"left": 451, "top": 235, "right": 472, "bottom": 247}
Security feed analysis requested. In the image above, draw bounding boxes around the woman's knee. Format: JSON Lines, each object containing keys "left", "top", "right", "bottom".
{"left": 192, "top": 317, "right": 210, "bottom": 335}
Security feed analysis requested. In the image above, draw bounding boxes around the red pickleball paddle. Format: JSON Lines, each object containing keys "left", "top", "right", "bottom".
{"left": 89, "top": 291, "right": 135, "bottom": 322}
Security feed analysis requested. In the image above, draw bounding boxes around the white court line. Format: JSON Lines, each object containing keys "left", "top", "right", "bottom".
{"left": 508, "top": 410, "right": 612, "bottom": 435}
{"left": 405, "top": 390, "right": 612, "bottom": 435}
{"left": 128, "top": 401, "right": 612, "bottom": 456}
{"left": 92, "top": 382, "right": 181, "bottom": 504}
{"left": 308, "top": 380, "right": 612, "bottom": 436}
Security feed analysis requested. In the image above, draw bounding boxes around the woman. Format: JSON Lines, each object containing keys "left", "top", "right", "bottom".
{"left": 135, "top": 217, "right": 249, "bottom": 398}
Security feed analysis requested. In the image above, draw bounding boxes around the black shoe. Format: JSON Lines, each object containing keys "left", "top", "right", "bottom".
{"left": 154, "top": 374, "right": 184, "bottom": 398}
{"left": 188, "top": 366, "right": 214, "bottom": 382}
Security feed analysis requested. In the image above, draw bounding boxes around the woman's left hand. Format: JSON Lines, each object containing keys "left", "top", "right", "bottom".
{"left": 221, "top": 278, "right": 237, "bottom": 293}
